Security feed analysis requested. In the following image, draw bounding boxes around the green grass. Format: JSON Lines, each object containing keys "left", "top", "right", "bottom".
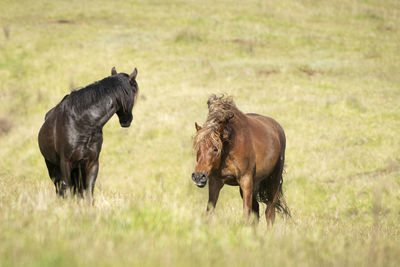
{"left": 0, "top": 0, "right": 399, "bottom": 266}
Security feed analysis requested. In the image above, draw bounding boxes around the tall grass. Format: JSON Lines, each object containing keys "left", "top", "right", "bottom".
{"left": 0, "top": 0, "right": 399, "bottom": 266}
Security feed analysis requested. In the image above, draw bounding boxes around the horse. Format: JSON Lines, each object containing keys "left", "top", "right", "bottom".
{"left": 38, "top": 67, "right": 139, "bottom": 200}
{"left": 192, "top": 95, "right": 290, "bottom": 226}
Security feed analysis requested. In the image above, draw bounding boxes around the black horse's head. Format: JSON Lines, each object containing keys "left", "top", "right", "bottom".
{"left": 112, "top": 67, "right": 139, "bottom": 128}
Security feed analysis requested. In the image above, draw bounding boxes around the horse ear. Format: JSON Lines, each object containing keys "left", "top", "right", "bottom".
{"left": 129, "top": 68, "right": 138, "bottom": 82}
{"left": 195, "top": 122, "right": 202, "bottom": 132}
{"left": 111, "top": 67, "right": 117, "bottom": 75}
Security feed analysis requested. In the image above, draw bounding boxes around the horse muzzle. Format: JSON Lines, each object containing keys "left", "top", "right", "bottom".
{"left": 120, "top": 120, "right": 131, "bottom": 128}
{"left": 192, "top": 172, "right": 208, "bottom": 188}
{"left": 118, "top": 113, "right": 133, "bottom": 128}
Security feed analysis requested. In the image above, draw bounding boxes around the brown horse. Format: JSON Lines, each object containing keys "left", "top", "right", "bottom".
{"left": 192, "top": 95, "right": 290, "bottom": 225}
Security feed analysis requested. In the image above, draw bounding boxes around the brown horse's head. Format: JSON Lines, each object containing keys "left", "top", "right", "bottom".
{"left": 192, "top": 120, "right": 232, "bottom": 188}
{"left": 192, "top": 94, "right": 236, "bottom": 187}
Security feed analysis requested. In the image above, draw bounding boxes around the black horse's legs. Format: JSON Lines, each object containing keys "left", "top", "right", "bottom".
{"left": 45, "top": 159, "right": 62, "bottom": 195}
{"left": 59, "top": 160, "right": 72, "bottom": 197}
{"left": 70, "top": 168, "right": 80, "bottom": 196}
{"left": 240, "top": 188, "right": 260, "bottom": 222}
{"left": 79, "top": 162, "right": 87, "bottom": 197}
{"left": 207, "top": 178, "right": 223, "bottom": 213}
{"left": 71, "top": 164, "right": 86, "bottom": 197}
{"left": 84, "top": 160, "right": 99, "bottom": 203}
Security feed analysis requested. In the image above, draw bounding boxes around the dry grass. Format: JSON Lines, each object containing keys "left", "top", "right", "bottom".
{"left": 0, "top": 0, "right": 399, "bottom": 266}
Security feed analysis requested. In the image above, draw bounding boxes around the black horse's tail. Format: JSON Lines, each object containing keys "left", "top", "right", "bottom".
{"left": 257, "top": 142, "right": 291, "bottom": 217}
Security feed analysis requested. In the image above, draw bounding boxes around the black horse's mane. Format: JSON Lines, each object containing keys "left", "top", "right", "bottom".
{"left": 66, "top": 74, "right": 137, "bottom": 113}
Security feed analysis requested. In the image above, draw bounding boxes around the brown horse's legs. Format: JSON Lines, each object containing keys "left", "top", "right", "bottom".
{"left": 239, "top": 175, "right": 253, "bottom": 222}
{"left": 240, "top": 188, "right": 259, "bottom": 221}
{"left": 59, "top": 160, "right": 72, "bottom": 197}
{"left": 265, "top": 184, "right": 280, "bottom": 227}
{"left": 207, "top": 178, "right": 223, "bottom": 213}
{"left": 84, "top": 160, "right": 99, "bottom": 204}
{"left": 252, "top": 198, "right": 259, "bottom": 221}
{"left": 265, "top": 204, "right": 275, "bottom": 227}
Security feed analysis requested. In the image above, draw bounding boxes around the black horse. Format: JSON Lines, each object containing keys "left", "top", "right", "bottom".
{"left": 38, "top": 67, "right": 139, "bottom": 200}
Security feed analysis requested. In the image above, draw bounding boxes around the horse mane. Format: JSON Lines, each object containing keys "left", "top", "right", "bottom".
{"left": 193, "top": 95, "right": 237, "bottom": 155}
{"left": 66, "top": 74, "right": 138, "bottom": 113}
{"left": 45, "top": 94, "right": 70, "bottom": 120}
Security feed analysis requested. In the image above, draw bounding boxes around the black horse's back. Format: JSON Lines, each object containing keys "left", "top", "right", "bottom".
{"left": 44, "top": 94, "right": 69, "bottom": 121}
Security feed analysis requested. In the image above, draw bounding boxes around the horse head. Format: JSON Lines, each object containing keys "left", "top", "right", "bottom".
{"left": 112, "top": 67, "right": 139, "bottom": 128}
{"left": 192, "top": 117, "right": 232, "bottom": 188}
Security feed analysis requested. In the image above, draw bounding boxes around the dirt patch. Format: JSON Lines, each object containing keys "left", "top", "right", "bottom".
{"left": 0, "top": 118, "right": 12, "bottom": 135}
{"left": 56, "top": 19, "right": 74, "bottom": 24}
{"left": 349, "top": 160, "right": 400, "bottom": 179}
{"left": 175, "top": 30, "right": 203, "bottom": 43}
{"left": 230, "top": 38, "right": 258, "bottom": 46}
{"left": 257, "top": 68, "right": 280, "bottom": 76}
{"left": 298, "top": 66, "right": 324, "bottom": 76}
{"left": 3, "top": 25, "right": 10, "bottom": 39}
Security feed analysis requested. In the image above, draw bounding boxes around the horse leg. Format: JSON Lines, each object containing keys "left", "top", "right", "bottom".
{"left": 265, "top": 152, "right": 287, "bottom": 227}
{"left": 207, "top": 177, "right": 223, "bottom": 213}
{"left": 239, "top": 175, "right": 253, "bottom": 223}
{"left": 78, "top": 162, "right": 87, "bottom": 197}
{"left": 70, "top": 168, "right": 80, "bottom": 196}
{"left": 59, "top": 160, "right": 72, "bottom": 198}
{"left": 45, "top": 159, "right": 61, "bottom": 195}
{"left": 265, "top": 202, "right": 275, "bottom": 227}
{"left": 70, "top": 163, "right": 85, "bottom": 198}
{"left": 252, "top": 197, "right": 259, "bottom": 222}
{"left": 84, "top": 160, "right": 99, "bottom": 204}
{"left": 265, "top": 183, "right": 280, "bottom": 227}
{"left": 240, "top": 188, "right": 259, "bottom": 222}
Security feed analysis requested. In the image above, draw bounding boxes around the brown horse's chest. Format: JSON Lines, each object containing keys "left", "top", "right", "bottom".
{"left": 223, "top": 177, "right": 239, "bottom": 186}
{"left": 219, "top": 157, "right": 241, "bottom": 185}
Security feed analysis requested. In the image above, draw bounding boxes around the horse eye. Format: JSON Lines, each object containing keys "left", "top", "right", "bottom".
{"left": 213, "top": 147, "right": 218, "bottom": 152}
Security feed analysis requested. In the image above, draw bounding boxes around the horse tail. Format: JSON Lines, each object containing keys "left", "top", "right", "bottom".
{"left": 273, "top": 151, "right": 291, "bottom": 217}
{"left": 257, "top": 134, "right": 291, "bottom": 217}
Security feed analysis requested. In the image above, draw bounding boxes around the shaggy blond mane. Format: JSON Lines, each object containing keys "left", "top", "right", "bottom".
{"left": 193, "top": 95, "right": 236, "bottom": 155}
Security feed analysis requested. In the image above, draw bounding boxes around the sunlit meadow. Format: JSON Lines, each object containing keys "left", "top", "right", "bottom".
{"left": 0, "top": 0, "right": 399, "bottom": 266}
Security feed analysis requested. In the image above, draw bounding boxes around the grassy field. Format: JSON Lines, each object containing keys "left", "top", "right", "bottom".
{"left": 0, "top": 0, "right": 399, "bottom": 266}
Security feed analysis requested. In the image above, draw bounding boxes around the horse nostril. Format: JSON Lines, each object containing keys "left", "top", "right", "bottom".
{"left": 192, "top": 173, "right": 195, "bottom": 179}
